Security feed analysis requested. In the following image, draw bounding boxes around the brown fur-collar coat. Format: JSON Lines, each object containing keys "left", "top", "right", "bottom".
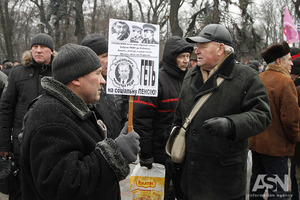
{"left": 249, "top": 64, "right": 300, "bottom": 156}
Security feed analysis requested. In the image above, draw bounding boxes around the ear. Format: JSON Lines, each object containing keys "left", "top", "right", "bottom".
{"left": 217, "top": 43, "right": 225, "bottom": 56}
{"left": 276, "top": 58, "right": 281, "bottom": 65}
{"left": 71, "top": 79, "right": 80, "bottom": 86}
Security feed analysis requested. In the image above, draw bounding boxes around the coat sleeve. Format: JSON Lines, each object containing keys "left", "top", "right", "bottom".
{"left": 280, "top": 82, "right": 300, "bottom": 143}
{"left": 226, "top": 73, "right": 272, "bottom": 141}
{"left": 27, "top": 125, "right": 129, "bottom": 200}
{"left": 0, "top": 68, "right": 18, "bottom": 151}
{"left": 133, "top": 95, "right": 158, "bottom": 158}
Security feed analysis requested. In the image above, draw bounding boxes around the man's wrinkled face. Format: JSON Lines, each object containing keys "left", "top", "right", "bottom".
{"left": 280, "top": 53, "right": 293, "bottom": 74}
{"left": 176, "top": 52, "right": 191, "bottom": 71}
{"left": 77, "top": 68, "right": 106, "bottom": 104}
{"left": 195, "top": 42, "right": 223, "bottom": 71}
{"left": 31, "top": 45, "right": 53, "bottom": 65}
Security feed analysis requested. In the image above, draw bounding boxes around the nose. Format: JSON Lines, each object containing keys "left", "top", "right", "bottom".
{"left": 36, "top": 45, "right": 42, "bottom": 52}
{"left": 100, "top": 74, "right": 106, "bottom": 85}
{"left": 184, "top": 56, "right": 190, "bottom": 63}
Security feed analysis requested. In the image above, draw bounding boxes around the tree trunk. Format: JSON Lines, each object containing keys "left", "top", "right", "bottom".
{"left": 73, "top": 0, "right": 85, "bottom": 43}
{"left": 169, "top": 0, "right": 183, "bottom": 37}
{"left": 91, "top": 0, "right": 97, "bottom": 33}
{"left": 0, "top": 0, "right": 13, "bottom": 60}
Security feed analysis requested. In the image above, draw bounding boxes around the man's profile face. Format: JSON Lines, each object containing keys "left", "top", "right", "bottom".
{"left": 98, "top": 53, "right": 108, "bottom": 77}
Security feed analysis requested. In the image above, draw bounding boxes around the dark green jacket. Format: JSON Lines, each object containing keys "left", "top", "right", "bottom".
{"left": 173, "top": 53, "right": 271, "bottom": 200}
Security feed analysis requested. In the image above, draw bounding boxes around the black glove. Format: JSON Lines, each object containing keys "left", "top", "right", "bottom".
{"left": 115, "top": 122, "right": 141, "bottom": 163}
{"left": 139, "top": 153, "right": 154, "bottom": 169}
{"left": 202, "top": 117, "right": 235, "bottom": 139}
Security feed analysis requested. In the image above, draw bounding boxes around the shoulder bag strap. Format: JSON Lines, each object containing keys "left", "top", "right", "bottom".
{"left": 182, "top": 77, "right": 225, "bottom": 130}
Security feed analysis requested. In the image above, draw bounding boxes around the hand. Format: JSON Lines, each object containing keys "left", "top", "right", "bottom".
{"left": 139, "top": 154, "right": 154, "bottom": 169}
{"left": 202, "top": 117, "right": 234, "bottom": 138}
{"left": 115, "top": 122, "right": 140, "bottom": 163}
{"left": 0, "top": 151, "right": 8, "bottom": 157}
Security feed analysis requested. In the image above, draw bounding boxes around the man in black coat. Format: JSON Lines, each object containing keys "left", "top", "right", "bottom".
{"left": 173, "top": 24, "right": 271, "bottom": 199}
{"left": 133, "top": 36, "right": 193, "bottom": 199}
{"left": 0, "top": 33, "right": 55, "bottom": 200}
{"left": 81, "top": 34, "right": 127, "bottom": 139}
{"left": 20, "top": 44, "right": 140, "bottom": 200}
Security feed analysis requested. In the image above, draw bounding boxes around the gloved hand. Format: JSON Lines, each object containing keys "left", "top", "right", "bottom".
{"left": 115, "top": 122, "right": 140, "bottom": 163}
{"left": 139, "top": 153, "right": 154, "bottom": 169}
{"left": 202, "top": 117, "right": 234, "bottom": 139}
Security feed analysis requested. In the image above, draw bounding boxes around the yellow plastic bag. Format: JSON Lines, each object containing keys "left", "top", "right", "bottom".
{"left": 129, "top": 163, "right": 165, "bottom": 200}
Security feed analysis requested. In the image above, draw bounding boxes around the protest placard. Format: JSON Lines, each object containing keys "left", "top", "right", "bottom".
{"left": 107, "top": 19, "right": 160, "bottom": 131}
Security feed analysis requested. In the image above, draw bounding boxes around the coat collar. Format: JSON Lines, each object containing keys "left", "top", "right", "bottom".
{"left": 188, "top": 53, "right": 236, "bottom": 97}
{"left": 265, "top": 64, "right": 291, "bottom": 78}
{"left": 41, "top": 77, "right": 92, "bottom": 120}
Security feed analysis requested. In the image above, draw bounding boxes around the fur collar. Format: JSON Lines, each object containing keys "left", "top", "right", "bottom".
{"left": 41, "top": 77, "right": 92, "bottom": 120}
{"left": 22, "top": 50, "right": 57, "bottom": 67}
{"left": 265, "top": 64, "right": 291, "bottom": 77}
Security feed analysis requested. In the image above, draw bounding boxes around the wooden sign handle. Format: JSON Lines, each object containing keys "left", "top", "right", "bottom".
{"left": 128, "top": 95, "right": 134, "bottom": 133}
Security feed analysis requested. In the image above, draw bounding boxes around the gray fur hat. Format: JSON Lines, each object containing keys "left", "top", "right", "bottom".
{"left": 52, "top": 43, "right": 102, "bottom": 84}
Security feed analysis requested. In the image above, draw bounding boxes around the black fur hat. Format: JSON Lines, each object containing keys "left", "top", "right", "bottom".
{"left": 261, "top": 41, "right": 290, "bottom": 64}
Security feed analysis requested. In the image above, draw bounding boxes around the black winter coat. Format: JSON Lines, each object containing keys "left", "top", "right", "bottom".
{"left": 173, "top": 54, "right": 271, "bottom": 199}
{"left": 133, "top": 36, "right": 193, "bottom": 163}
{"left": 20, "top": 77, "right": 129, "bottom": 200}
{"left": 0, "top": 51, "right": 53, "bottom": 161}
{"left": 94, "top": 84, "right": 127, "bottom": 139}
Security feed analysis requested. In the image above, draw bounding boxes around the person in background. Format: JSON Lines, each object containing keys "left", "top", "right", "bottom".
{"left": 188, "top": 47, "right": 197, "bottom": 69}
{"left": 133, "top": 35, "right": 193, "bottom": 199}
{"left": 13, "top": 60, "right": 21, "bottom": 67}
{"left": 81, "top": 34, "right": 127, "bottom": 139}
{"left": 249, "top": 41, "right": 300, "bottom": 199}
{"left": 290, "top": 57, "right": 300, "bottom": 200}
{"left": 2, "top": 59, "right": 13, "bottom": 76}
{"left": 0, "top": 33, "right": 55, "bottom": 200}
{"left": 20, "top": 43, "right": 140, "bottom": 200}
{"left": 0, "top": 70, "right": 7, "bottom": 97}
{"left": 173, "top": 24, "right": 271, "bottom": 199}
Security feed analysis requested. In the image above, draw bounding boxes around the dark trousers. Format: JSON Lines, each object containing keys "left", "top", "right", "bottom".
{"left": 9, "top": 172, "right": 21, "bottom": 200}
{"left": 291, "top": 161, "right": 299, "bottom": 200}
{"left": 249, "top": 151, "right": 289, "bottom": 200}
{"left": 164, "top": 159, "right": 184, "bottom": 200}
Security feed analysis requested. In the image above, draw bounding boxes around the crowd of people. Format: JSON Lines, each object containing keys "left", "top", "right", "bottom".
{"left": 0, "top": 23, "right": 299, "bottom": 200}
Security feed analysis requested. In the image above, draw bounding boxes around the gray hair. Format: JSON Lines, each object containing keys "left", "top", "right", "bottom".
{"left": 213, "top": 42, "right": 234, "bottom": 54}
{"left": 224, "top": 44, "right": 234, "bottom": 54}
{"left": 268, "top": 55, "right": 286, "bottom": 65}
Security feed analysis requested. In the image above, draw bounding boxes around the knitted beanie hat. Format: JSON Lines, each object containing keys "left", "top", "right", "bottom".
{"left": 81, "top": 34, "right": 108, "bottom": 55}
{"left": 31, "top": 33, "right": 54, "bottom": 51}
{"left": 52, "top": 43, "right": 102, "bottom": 84}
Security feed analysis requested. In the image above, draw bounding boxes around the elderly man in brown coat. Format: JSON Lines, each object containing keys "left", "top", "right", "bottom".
{"left": 249, "top": 41, "right": 300, "bottom": 199}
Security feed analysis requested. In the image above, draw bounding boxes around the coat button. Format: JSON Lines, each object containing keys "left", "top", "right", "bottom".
{"left": 190, "top": 161, "right": 196, "bottom": 166}
{"left": 192, "top": 130, "right": 196, "bottom": 136}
